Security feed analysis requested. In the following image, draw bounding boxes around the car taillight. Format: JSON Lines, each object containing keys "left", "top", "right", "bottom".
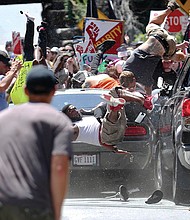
{"left": 182, "top": 98, "right": 190, "bottom": 117}
{"left": 125, "top": 126, "right": 147, "bottom": 136}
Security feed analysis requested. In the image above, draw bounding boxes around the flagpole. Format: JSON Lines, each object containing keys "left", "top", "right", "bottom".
{"left": 90, "top": 0, "right": 92, "bottom": 17}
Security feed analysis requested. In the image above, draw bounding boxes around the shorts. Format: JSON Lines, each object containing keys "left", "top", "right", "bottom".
{"left": 123, "top": 49, "right": 161, "bottom": 87}
{"left": 100, "top": 108, "right": 127, "bottom": 146}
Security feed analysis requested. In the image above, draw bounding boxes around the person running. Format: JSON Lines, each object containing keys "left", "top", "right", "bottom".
{"left": 0, "top": 65, "right": 73, "bottom": 220}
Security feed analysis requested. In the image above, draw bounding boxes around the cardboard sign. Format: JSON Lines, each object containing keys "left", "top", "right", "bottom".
{"left": 74, "top": 18, "right": 124, "bottom": 69}
{"left": 81, "top": 53, "right": 118, "bottom": 67}
{"left": 10, "top": 61, "right": 32, "bottom": 104}
{"left": 74, "top": 18, "right": 123, "bottom": 57}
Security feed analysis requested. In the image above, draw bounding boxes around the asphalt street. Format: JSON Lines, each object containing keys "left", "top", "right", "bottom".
{"left": 62, "top": 197, "right": 190, "bottom": 220}
{"left": 62, "top": 170, "right": 190, "bottom": 219}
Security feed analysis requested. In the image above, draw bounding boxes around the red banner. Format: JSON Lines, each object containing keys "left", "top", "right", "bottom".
{"left": 12, "top": 31, "right": 22, "bottom": 55}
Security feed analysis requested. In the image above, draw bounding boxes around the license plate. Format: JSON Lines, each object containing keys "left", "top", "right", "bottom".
{"left": 73, "top": 154, "right": 98, "bottom": 166}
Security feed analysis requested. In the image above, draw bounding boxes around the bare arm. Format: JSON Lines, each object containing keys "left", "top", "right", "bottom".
{"left": 51, "top": 155, "right": 70, "bottom": 220}
{"left": 148, "top": 9, "right": 171, "bottom": 26}
{"left": 117, "top": 89, "right": 145, "bottom": 104}
{"left": 0, "top": 60, "right": 22, "bottom": 92}
{"left": 176, "top": 41, "right": 189, "bottom": 50}
{"left": 73, "top": 125, "right": 79, "bottom": 141}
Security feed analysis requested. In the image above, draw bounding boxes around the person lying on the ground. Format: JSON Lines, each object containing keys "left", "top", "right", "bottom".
{"left": 61, "top": 95, "right": 130, "bottom": 154}
{"left": 123, "top": 0, "right": 189, "bottom": 95}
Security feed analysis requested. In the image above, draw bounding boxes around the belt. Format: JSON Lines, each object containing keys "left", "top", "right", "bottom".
{"left": 151, "top": 34, "right": 169, "bottom": 55}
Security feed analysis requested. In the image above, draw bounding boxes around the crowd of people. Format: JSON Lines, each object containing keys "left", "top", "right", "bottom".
{"left": 0, "top": 0, "right": 189, "bottom": 219}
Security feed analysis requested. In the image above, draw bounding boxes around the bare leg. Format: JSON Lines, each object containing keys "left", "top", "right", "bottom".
{"left": 107, "top": 110, "right": 120, "bottom": 123}
{"left": 144, "top": 85, "right": 152, "bottom": 96}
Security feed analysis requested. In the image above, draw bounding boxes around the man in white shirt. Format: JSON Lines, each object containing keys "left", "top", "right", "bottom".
{"left": 61, "top": 95, "right": 128, "bottom": 153}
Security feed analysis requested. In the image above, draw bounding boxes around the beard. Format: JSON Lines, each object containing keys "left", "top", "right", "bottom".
{"left": 71, "top": 113, "right": 83, "bottom": 122}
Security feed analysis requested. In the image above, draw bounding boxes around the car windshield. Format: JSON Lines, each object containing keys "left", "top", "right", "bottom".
{"left": 51, "top": 93, "right": 104, "bottom": 111}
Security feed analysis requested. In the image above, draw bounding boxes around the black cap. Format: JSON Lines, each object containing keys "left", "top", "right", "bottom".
{"left": 61, "top": 104, "right": 72, "bottom": 114}
{"left": 26, "top": 65, "right": 58, "bottom": 94}
{"left": 0, "top": 50, "right": 11, "bottom": 66}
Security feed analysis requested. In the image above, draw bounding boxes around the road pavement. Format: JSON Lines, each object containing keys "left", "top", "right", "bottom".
{"left": 62, "top": 197, "right": 190, "bottom": 220}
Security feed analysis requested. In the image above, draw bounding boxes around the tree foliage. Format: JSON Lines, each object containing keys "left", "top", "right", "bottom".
{"left": 62, "top": 0, "right": 87, "bottom": 24}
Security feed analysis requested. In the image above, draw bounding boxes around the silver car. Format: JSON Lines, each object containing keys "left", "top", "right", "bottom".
{"left": 51, "top": 88, "right": 157, "bottom": 172}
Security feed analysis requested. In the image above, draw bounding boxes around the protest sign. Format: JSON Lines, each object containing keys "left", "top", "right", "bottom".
{"left": 10, "top": 61, "right": 32, "bottom": 104}
{"left": 74, "top": 18, "right": 123, "bottom": 69}
{"left": 81, "top": 53, "right": 118, "bottom": 67}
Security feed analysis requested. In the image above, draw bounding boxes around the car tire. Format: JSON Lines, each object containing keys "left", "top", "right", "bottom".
{"left": 173, "top": 153, "right": 190, "bottom": 205}
{"left": 154, "top": 140, "right": 172, "bottom": 198}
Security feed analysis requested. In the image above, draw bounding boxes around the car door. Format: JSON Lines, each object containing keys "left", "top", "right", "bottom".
{"left": 159, "top": 56, "right": 190, "bottom": 170}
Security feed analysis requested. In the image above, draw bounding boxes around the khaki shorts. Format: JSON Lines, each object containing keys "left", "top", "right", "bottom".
{"left": 100, "top": 108, "right": 127, "bottom": 146}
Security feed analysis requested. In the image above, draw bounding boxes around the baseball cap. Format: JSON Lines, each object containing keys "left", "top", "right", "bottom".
{"left": 0, "top": 50, "right": 11, "bottom": 66}
{"left": 50, "top": 47, "right": 60, "bottom": 54}
{"left": 61, "top": 104, "right": 72, "bottom": 114}
{"left": 26, "top": 65, "right": 58, "bottom": 94}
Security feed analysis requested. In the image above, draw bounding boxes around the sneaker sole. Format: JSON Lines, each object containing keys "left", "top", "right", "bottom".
{"left": 101, "top": 94, "right": 125, "bottom": 107}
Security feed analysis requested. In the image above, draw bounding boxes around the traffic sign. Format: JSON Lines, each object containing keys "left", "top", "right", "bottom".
{"left": 176, "top": 0, "right": 190, "bottom": 15}
{"left": 166, "top": 9, "right": 185, "bottom": 32}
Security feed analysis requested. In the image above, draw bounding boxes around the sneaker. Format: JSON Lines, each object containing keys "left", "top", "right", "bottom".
{"left": 119, "top": 185, "right": 129, "bottom": 202}
{"left": 145, "top": 190, "right": 163, "bottom": 204}
{"left": 101, "top": 94, "right": 125, "bottom": 111}
{"left": 96, "top": 39, "right": 116, "bottom": 53}
{"left": 37, "top": 21, "right": 48, "bottom": 32}
{"left": 167, "top": 0, "right": 179, "bottom": 11}
{"left": 20, "top": 11, "right": 35, "bottom": 21}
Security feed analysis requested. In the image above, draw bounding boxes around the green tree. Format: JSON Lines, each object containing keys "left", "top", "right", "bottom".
{"left": 63, "top": 0, "right": 87, "bottom": 25}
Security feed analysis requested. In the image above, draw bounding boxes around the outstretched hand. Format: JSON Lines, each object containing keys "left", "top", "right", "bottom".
{"left": 10, "top": 60, "right": 23, "bottom": 77}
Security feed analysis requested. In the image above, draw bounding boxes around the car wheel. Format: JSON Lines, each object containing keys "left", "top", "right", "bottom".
{"left": 154, "top": 140, "right": 172, "bottom": 198}
{"left": 173, "top": 153, "right": 190, "bottom": 205}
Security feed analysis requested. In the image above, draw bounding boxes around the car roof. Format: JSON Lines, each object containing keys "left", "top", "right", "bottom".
{"left": 55, "top": 88, "right": 109, "bottom": 95}
{"left": 52, "top": 88, "right": 109, "bottom": 111}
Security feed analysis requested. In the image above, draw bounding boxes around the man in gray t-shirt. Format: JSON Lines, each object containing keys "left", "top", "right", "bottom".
{"left": 0, "top": 65, "right": 73, "bottom": 220}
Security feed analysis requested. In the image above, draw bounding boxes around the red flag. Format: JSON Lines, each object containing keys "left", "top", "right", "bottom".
{"left": 12, "top": 31, "right": 22, "bottom": 55}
